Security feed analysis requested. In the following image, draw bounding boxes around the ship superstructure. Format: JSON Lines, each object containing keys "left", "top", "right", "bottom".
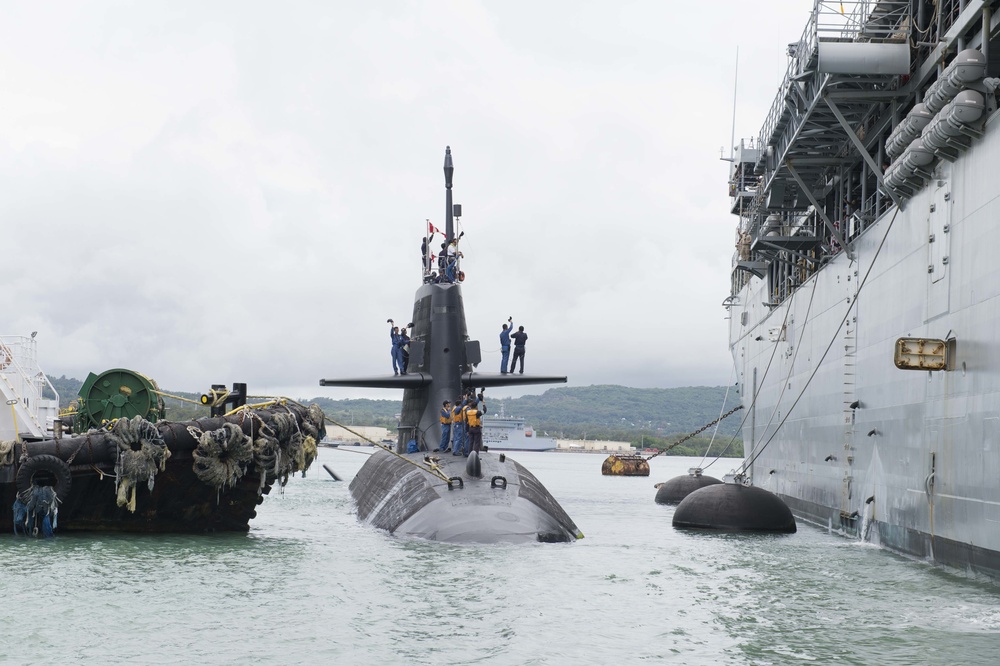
{"left": 482, "top": 411, "right": 557, "bottom": 452}
{"left": 727, "top": 1, "right": 1000, "bottom": 577}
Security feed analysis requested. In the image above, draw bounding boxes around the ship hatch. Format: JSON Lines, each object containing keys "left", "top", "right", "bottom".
{"left": 894, "top": 338, "right": 948, "bottom": 371}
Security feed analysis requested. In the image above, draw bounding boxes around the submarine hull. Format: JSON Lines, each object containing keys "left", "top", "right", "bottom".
{"left": 350, "top": 450, "right": 582, "bottom": 543}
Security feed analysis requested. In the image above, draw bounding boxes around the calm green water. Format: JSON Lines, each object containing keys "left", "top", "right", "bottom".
{"left": 3, "top": 450, "right": 999, "bottom": 665}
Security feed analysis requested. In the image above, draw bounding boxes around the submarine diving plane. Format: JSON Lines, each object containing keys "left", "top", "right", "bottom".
{"left": 321, "top": 147, "right": 582, "bottom": 544}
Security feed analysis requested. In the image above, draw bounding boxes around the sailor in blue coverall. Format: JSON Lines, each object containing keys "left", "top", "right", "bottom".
{"left": 499, "top": 317, "right": 513, "bottom": 374}
{"left": 451, "top": 399, "right": 466, "bottom": 455}
{"left": 389, "top": 322, "right": 403, "bottom": 375}
{"left": 438, "top": 401, "right": 452, "bottom": 451}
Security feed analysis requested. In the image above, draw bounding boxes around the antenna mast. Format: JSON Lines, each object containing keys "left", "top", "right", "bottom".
{"left": 444, "top": 146, "right": 454, "bottom": 243}
{"left": 729, "top": 47, "right": 739, "bottom": 162}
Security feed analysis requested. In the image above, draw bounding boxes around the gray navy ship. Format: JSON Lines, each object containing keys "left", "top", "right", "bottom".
{"left": 727, "top": 0, "right": 1000, "bottom": 577}
{"left": 321, "top": 147, "right": 582, "bottom": 544}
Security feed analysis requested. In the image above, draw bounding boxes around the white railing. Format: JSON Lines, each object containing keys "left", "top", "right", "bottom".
{"left": 0, "top": 334, "right": 59, "bottom": 438}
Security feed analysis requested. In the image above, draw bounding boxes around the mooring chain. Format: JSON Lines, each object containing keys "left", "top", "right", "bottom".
{"left": 645, "top": 405, "right": 744, "bottom": 460}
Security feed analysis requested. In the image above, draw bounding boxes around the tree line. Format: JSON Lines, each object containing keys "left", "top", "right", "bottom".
{"left": 47, "top": 378, "right": 744, "bottom": 457}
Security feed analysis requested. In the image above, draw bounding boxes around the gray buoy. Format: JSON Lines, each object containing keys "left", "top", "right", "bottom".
{"left": 672, "top": 482, "right": 796, "bottom": 533}
{"left": 654, "top": 468, "right": 722, "bottom": 504}
{"left": 465, "top": 450, "right": 482, "bottom": 478}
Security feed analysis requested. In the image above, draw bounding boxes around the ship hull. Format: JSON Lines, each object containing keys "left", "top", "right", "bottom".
{"left": 349, "top": 449, "right": 581, "bottom": 543}
{"left": 1, "top": 403, "right": 324, "bottom": 535}
{"left": 482, "top": 417, "right": 556, "bottom": 452}
{"left": 731, "top": 109, "right": 1000, "bottom": 578}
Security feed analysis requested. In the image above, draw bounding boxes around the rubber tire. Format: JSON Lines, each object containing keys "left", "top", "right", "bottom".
{"left": 15, "top": 454, "right": 73, "bottom": 501}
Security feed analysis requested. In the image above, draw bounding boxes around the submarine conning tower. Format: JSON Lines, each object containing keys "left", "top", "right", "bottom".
{"left": 396, "top": 281, "right": 470, "bottom": 450}
{"left": 319, "top": 146, "right": 567, "bottom": 453}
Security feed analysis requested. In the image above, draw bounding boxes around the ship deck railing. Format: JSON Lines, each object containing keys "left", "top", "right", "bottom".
{"left": 759, "top": 2, "right": 912, "bottom": 156}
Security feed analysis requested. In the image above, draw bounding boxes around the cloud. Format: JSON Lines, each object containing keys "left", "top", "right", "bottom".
{"left": 0, "top": 0, "right": 808, "bottom": 401}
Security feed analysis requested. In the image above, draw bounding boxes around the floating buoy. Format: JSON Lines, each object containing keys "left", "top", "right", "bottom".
{"left": 672, "top": 482, "right": 796, "bottom": 533}
{"left": 323, "top": 464, "right": 341, "bottom": 481}
{"left": 654, "top": 468, "right": 722, "bottom": 504}
{"left": 601, "top": 454, "right": 650, "bottom": 476}
{"left": 465, "top": 450, "right": 482, "bottom": 478}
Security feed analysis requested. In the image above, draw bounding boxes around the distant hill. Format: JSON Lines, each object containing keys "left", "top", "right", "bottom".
{"left": 497, "top": 385, "right": 743, "bottom": 439}
{"left": 47, "top": 377, "right": 744, "bottom": 456}
{"left": 303, "top": 384, "right": 744, "bottom": 455}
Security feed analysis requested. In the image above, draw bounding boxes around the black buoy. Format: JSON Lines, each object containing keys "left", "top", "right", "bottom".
{"left": 323, "top": 464, "right": 342, "bottom": 481}
{"left": 654, "top": 468, "right": 722, "bottom": 505}
{"left": 672, "top": 482, "right": 796, "bottom": 533}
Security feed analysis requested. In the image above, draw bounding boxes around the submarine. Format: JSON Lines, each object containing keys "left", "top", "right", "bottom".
{"left": 320, "top": 147, "right": 583, "bottom": 544}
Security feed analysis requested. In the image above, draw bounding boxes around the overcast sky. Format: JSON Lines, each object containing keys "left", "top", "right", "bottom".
{"left": 0, "top": 1, "right": 812, "bottom": 401}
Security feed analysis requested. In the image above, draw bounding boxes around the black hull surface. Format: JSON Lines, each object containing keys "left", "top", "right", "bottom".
{"left": 350, "top": 450, "right": 582, "bottom": 543}
{"left": 1, "top": 403, "right": 324, "bottom": 534}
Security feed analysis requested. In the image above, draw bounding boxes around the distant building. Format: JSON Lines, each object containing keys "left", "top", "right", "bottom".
{"left": 324, "top": 425, "right": 391, "bottom": 444}
{"left": 556, "top": 439, "right": 634, "bottom": 452}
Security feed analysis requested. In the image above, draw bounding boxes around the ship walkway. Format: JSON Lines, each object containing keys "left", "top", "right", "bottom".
{"left": 729, "top": 0, "right": 1000, "bottom": 304}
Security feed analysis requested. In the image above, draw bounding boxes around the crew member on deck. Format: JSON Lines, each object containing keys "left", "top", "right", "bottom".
{"left": 438, "top": 401, "right": 452, "bottom": 452}
{"left": 467, "top": 399, "right": 483, "bottom": 453}
{"left": 499, "top": 317, "right": 513, "bottom": 374}
{"left": 445, "top": 239, "right": 463, "bottom": 282}
{"left": 451, "top": 398, "right": 466, "bottom": 456}
{"left": 438, "top": 241, "right": 448, "bottom": 274}
{"left": 445, "top": 232, "right": 464, "bottom": 282}
{"left": 509, "top": 326, "right": 528, "bottom": 374}
{"left": 461, "top": 398, "right": 474, "bottom": 456}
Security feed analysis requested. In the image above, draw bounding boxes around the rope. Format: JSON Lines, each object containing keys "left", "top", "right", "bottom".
{"left": 331, "top": 446, "right": 375, "bottom": 456}
{"left": 644, "top": 405, "right": 744, "bottom": 461}
{"left": 696, "top": 362, "right": 738, "bottom": 469}
{"left": 704, "top": 277, "right": 820, "bottom": 472}
{"left": 152, "top": 389, "right": 204, "bottom": 406}
{"left": 702, "top": 267, "right": 812, "bottom": 473}
{"left": 325, "top": 416, "right": 449, "bottom": 483}
{"left": 108, "top": 415, "right": 171, "bottom": 512}
{"left": 14, "top": 485, "right": 59, "bottom": 537}
{"left": 0, "top": 439, "right": 14, "bottom": 466}
{"left": 188, "top": 422, "right": 254, "bottom": 491}
{"left": 737, "top": 277, "right": 820, "bottom": 473}
{"left": 738, "top": 204, "right": 902, "bottom": 477}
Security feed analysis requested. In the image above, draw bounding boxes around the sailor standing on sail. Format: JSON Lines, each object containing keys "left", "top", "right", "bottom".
{"left": 388, "top": 320, "right": 403, "bottom": 376}
{"left": 445, "top": 233, "right": 464, "bottom": 282}
{"left": 499, "top": 317, "right": 513, "bottom": 374}
{"left": 399, "top": 327, "right": 411, "bottom": 374}
{"left": 509, "top": 326, "right": 528, "bottom": 374}
{"left": 438, "top": 401, "right": 452, "bottom": 452}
